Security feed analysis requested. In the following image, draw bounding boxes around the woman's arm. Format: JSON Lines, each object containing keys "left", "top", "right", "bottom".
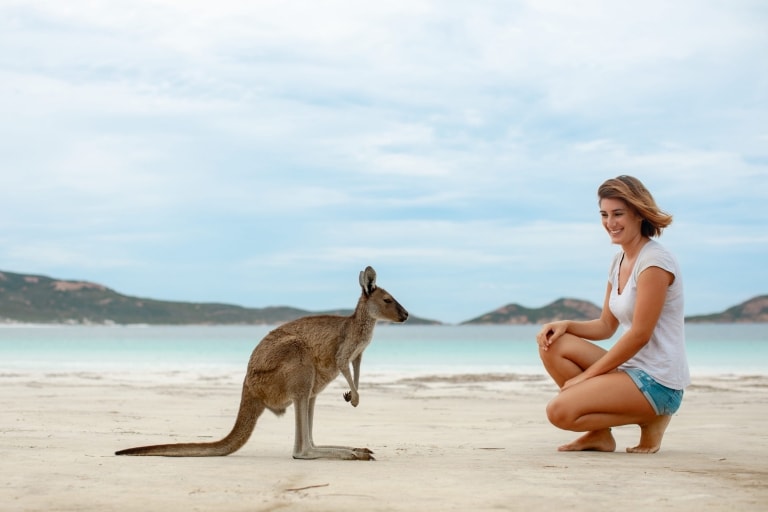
{"left": 536, "top": 282, "right": 619, "bottom": 349}
{"left": 563, "top": 266, "right": 673, "bottom": 388}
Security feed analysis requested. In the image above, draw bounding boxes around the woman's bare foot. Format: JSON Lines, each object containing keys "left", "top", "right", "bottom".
{"left": 627, "top": 415, "right": 672, "bottom": 454}
{"left": 558, "top": 428, "right": 616, "bottom": 452}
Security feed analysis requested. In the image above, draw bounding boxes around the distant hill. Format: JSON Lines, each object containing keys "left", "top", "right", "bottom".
{"left": 462, "top": 295, "right": 768, "bottom": 325}
{"left": 2, "top": 270, "right": 764, "bottom": 326}
{"left": 685, "top": 295, "right": 768, "bottom": 323}
{"left": 461, "top": 298, "right": 602, "bottom": 325}
{"left": 0, "top": 270, "right": 440, "bottom": 325}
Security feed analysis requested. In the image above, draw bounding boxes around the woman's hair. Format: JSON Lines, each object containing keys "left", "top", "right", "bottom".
{"left": 598, "top": 175, "right": 673, "bottom": 238}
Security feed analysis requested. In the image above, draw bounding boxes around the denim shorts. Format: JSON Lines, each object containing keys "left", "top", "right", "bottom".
{"left": 622, "top": 367, "right": 684, "bottom": 415}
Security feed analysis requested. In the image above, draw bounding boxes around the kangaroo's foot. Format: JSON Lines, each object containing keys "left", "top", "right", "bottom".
{"left": 557, "top": 428, "right": 616, "bottom": 452}
{"left": 627, "top": 415, "right": 672, "bottom": 454}
{"left": 293, "top": 446, "right": 374, "bottom": 461}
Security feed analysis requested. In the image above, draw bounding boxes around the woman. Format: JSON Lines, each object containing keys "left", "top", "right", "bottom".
{"left": 537, "top": 175, "right": 690, "bottom": 453}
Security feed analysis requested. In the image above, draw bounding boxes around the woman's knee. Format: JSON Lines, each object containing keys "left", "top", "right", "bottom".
{"left": 538, "top": 345, "right": 552, "bottom": 364}
{"left": 540, "top": 334, "right": 606, "bottom": 371}
{"left": 538, "top": 335, "right": 566, "bottom": 364}
{"left": 546, "top": 397, "right": 574, "bottom": 429}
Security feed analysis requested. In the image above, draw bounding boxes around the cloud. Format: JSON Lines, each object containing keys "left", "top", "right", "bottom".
{"left": 1, "top": 0, "right": 766, "bottom": 322}
{"left": 242, "top": 219, "right": 608, "bottom": 270}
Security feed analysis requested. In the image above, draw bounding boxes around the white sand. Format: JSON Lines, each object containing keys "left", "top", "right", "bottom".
{"left": 2, "top": 370, "right": 766, "bottom": 511}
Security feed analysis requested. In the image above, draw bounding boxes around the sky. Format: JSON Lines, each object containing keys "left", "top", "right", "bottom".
{"left": 1, "top": 0, "right": 766, "bottom": 324}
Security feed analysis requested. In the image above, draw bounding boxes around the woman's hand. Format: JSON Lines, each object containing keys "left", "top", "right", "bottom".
{"left": 561, "top": 373, "right": 590, "bottom": 391}
{"left": 536, "top": 321, "right": 569, "bottom": 351}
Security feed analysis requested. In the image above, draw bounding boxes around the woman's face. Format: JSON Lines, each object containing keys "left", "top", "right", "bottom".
{"left": 600, "top": 197, "right": 643, "bottom": 245}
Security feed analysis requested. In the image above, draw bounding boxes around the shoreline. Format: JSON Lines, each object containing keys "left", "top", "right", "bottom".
{"left": 2, "top": 365, "right": 766, "bottom": 383}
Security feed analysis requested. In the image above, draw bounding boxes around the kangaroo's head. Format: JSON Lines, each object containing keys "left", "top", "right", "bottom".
{"left": 359, "top": 266, "right": 409, "bottom": 323}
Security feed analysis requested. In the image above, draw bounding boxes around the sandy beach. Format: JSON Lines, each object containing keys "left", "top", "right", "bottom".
{"left": 2, "top": 370, "right": 766, "bottom": 511}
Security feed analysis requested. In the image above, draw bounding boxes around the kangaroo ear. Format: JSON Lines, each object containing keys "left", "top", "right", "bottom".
{"left": 359, "top": 266, "right": 377, "bottom": 296}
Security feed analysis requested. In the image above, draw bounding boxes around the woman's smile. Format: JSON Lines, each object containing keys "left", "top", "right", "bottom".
{"left": 600, "top": 197, "right": 641, "bottom": 245}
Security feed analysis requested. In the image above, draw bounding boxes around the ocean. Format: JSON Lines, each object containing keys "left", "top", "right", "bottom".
{"left": 1, "top": 324, "right": 766, "bottom": 379}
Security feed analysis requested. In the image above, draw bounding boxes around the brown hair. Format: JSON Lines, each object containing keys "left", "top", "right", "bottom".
{"left": 598, "top": 175, "right": 673, "bottom": 238}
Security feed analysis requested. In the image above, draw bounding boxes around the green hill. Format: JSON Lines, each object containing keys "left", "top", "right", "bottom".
{"left": 685, "top": 295, "right": 768, "bottom": 323}
{"left": 0, "top": 270, "right": 439, "bottom": 325}
{"left": 462, "top": 295, "right": 768, "bottom": 325}
{"left": 461, "top": 298, "right": 602, "bottom": 325}
{"left": 3, "top": 269, "right": 763, "bottom": 325}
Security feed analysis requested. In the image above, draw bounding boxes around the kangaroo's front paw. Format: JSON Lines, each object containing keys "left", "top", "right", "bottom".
{"left": 343, "top": 391, "right": 359, "bottom": 407}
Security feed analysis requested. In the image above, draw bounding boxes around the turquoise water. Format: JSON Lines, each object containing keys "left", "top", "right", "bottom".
{"left": 0, "top": 324, "right": 766, "bottom": 376}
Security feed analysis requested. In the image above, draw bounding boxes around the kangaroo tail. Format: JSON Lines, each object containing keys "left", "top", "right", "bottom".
{"left": 115, "top": 381, "right": 263, "bottom": 457}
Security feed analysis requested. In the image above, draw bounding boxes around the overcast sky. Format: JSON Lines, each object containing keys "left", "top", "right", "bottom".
{"left": 1, "top": 1, "right": 766, "bottom": 323}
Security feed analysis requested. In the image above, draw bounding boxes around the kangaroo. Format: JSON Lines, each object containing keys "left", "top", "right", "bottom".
{"left": 115, "top": 266, "right": 408, "bottom": 460}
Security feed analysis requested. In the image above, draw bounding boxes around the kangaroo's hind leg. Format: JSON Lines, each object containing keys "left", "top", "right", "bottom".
{"left": 306, "top": 396, "right": 374, "bottom": 458}
{"left": 291, "top": 395, "right": 373, "bottom": 460}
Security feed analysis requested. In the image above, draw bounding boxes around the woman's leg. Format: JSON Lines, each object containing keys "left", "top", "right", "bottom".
{"left": 547, "top": 371, "right": 661, "bottom": 452}
{"left": 547, "top": 371, "right": 657, "bottom": 431}
{"left": 539, "top": 333, "right": 607, "bottom": 388}
{"left": 539, "top": 334, "right": 616, "bottom": 450}
{"left": 539, "top": 334, "right": 661, "bottom": 452}
{"left": 628, "top": 415, "right": 672, "bottom": 454}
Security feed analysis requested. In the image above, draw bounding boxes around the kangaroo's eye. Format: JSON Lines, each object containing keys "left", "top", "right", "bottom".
{"left": 383, "top": 298, "right": 393, "bottom": 304}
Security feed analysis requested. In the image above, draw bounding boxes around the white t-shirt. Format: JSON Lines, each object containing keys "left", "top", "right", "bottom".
{"left": 608, "top": 239, "right": 691, "bottom": 390}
